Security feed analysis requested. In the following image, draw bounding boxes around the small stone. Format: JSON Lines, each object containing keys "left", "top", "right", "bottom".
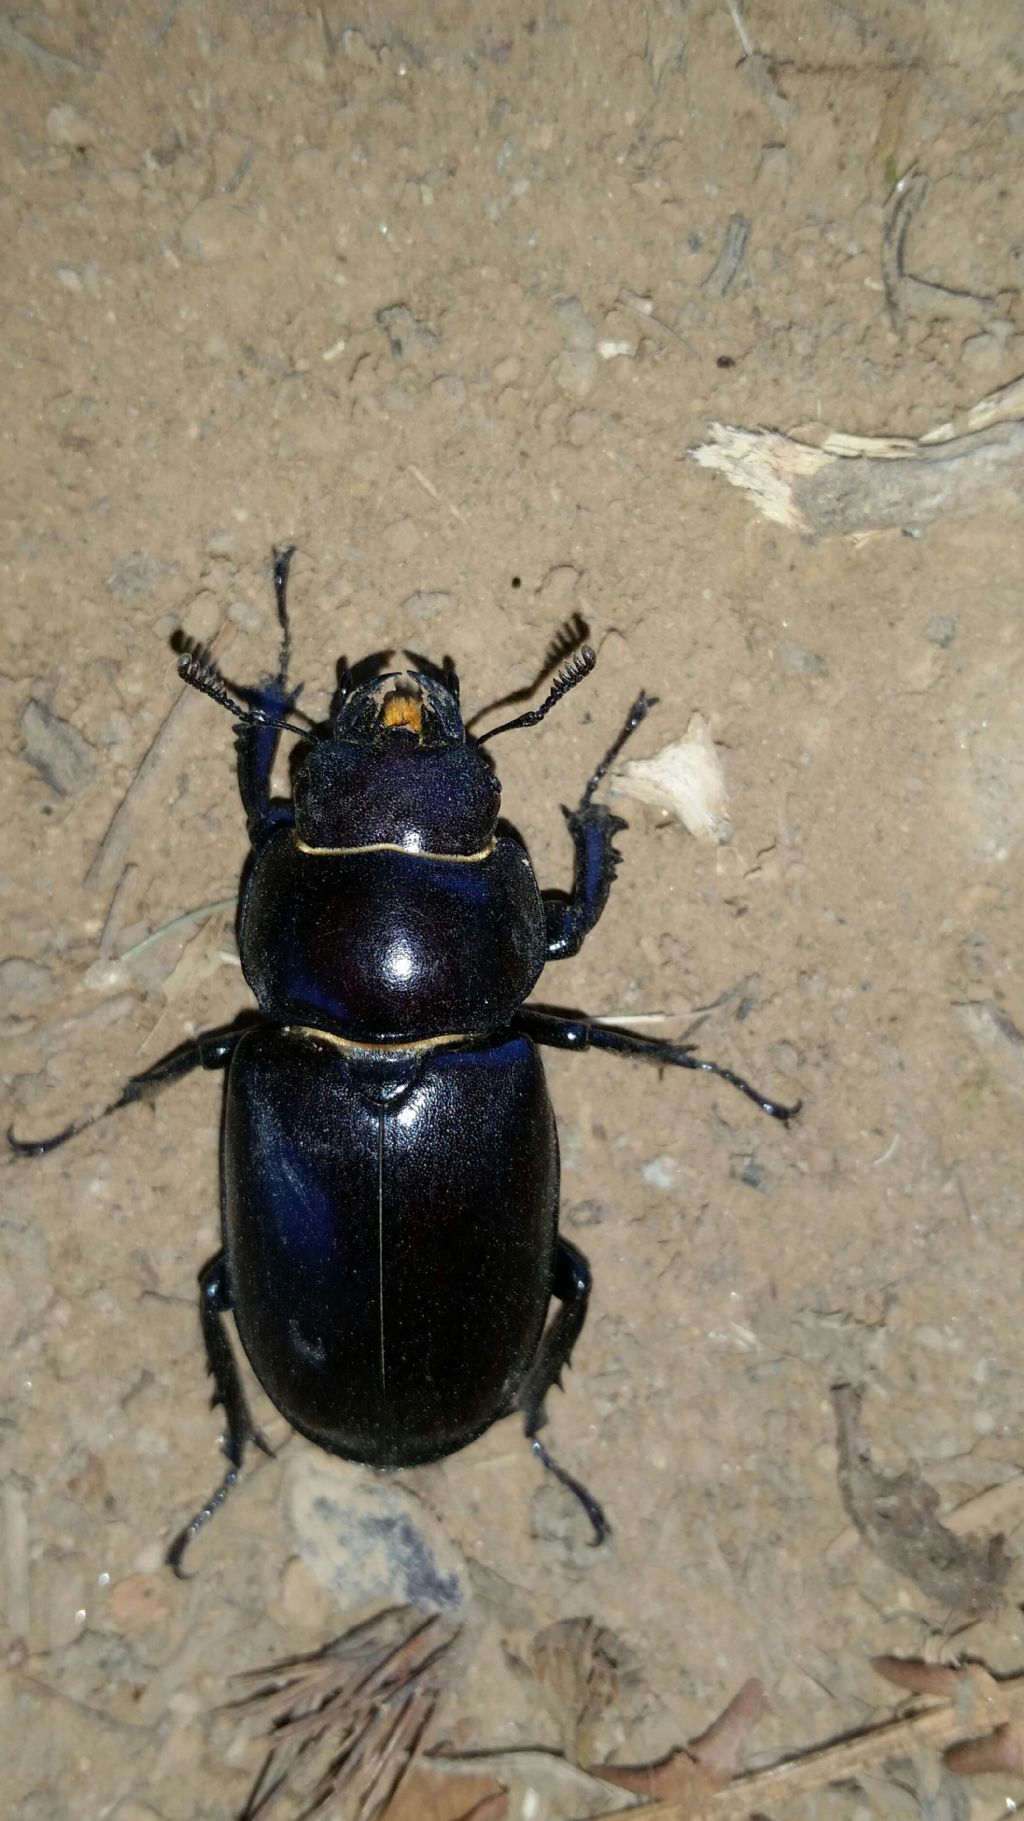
{"left": 271, "top": 1555, "right": 333, "bottom": 1632}
{"left": 552, "top": 349, "right": 597, "bottom": 397}
{"left": 643, "top": 1154, "right": 681, "bottom": 1190}
{"left": 47, "top": 104, "right": 96, "bottom": 149}
{"left": 110, "top": 1573, "right": 172, "bottom": 1628}
{"left": 228, "top": 597, "right": 264, "bottom": 632}
{"left": 778, "top": 639, "right": 827, "bottom": 677}
{"left": 734, "top": 1156, "right": 773, "bottom": 1194}
{"left": 289, "top": 1458, "right": 464, "bottom": 1610}
{"left": 179, "top": 592, "right": 221, "bottom": 643}
{"left": 19, "top": 700, "right": 94, "bottom": 798}
{"left": 565, "top": 1198, "right": 610, "bottom": 1227}
{"left": 431, "top": 373, "right": 466, "bottom": 404}
{"left": 567, "top": 410, "right": 603, "bottom": 446}
{"left": 0, "top": 958, "right": 52, "bottom": 1004}
{"left": 179, "top": 197, "right": 251, "bottom": 262}
{"left": 56, "top": 266, "right": 83, "bottom": 293}
{"left": 553, "top": 295, "right": 597, "bottom": 351}
{"left": 376, "top": 302, "right": 440, "bottom": 359}
{"left": 385, "top": 518, "right": 420, "bottom": 559}
{"left": 400, "top": 589, "right": 451, "bottom": 626}
{"left": 205, "top": 529, "right": 239, "bottom": 558}
{"left": 924, "top": 614, "right": 957, "bottom": 648}
{"left": 108, "top": 169, "right": 141, "bottom": 200}
{"left": 106, "top": 553, "right": 172, "bottom": 600}
{"left": 493, "top": 355, "right": 521, "bottom": 386}
{"left": 960, "top": 330, "right": 1002, "bottom": 371}
{"left": 757, "top": 145, "right": 790, "bottom": 189}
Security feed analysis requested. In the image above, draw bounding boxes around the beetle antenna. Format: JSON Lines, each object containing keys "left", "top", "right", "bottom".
{"left": 178, "top": 652, "right": 316, "bottom": 740}
{"left": 476, "top": 646, "right": 597, "bottom": 744}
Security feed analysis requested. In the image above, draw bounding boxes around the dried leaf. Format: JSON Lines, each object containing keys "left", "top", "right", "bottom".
{"left": 832, "top": 1384, "right": 1011, "bottom": 1614}
{"left": 608, "top": 713, "right": 732, "bottom": 844}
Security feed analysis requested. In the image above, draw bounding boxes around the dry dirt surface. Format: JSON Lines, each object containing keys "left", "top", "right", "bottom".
{"left": 4, "top": 5, "right": 1024, "bottom": 1819}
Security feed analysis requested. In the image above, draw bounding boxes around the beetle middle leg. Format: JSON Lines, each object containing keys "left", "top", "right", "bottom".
{"left": 515, "top": 1007, "right": 800, "bottom": 1122}
{"left": 544, "top": 691, "right": 654, "bottom": 961}
{"left": 7, "top": 1026, "right": 243, "bottom": 1156}
{"left": 518, "top": 1238, "right": 608, "bottom": 1544}
{"left": 165, "top": 1255, "right": 273, "bottom": 1578}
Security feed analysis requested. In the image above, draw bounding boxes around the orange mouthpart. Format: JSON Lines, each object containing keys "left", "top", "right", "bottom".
{"left": 380, "top": 692, "right": 423, "bottom": 734}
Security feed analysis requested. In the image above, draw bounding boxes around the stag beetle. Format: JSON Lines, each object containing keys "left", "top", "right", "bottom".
{"left": 11, "top": 549, "right": 798, "bottom": 1572}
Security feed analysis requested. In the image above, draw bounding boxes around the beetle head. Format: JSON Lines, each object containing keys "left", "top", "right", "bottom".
{"left": 293, "top": 669, "right": 503, "bottom": 856}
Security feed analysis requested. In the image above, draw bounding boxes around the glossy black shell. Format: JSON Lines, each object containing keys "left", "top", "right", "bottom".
{"left": 223, "top": 1026, "right": 558, "bottom": 1465}
{"left": 238, "top": 828, "right": 548, "bottom": 1040}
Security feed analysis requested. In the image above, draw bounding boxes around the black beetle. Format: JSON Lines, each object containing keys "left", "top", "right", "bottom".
{"left": 11, "top": 549, "right": 797, "bottom": 1572}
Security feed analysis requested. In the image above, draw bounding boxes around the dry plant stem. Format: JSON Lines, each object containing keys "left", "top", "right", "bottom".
{"left": 589, "top": 1665, "right": 1024, "bottom": 1821}
{"left": 234, "top": 1612, "right": 458, "bottom": 1821}
{"left": 86, "top": 622, "right": 237, "bottom": 893}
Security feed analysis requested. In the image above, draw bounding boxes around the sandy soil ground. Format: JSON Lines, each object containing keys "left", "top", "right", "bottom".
{"left": 4, "top": 4, "right": 1024, "bottom": 1818}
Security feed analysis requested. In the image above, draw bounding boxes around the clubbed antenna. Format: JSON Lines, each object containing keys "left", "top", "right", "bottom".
{"left": 476, "top": 646, "right": 597, "bottom": 744}
{"left": 178, "top": 651, "right": 314, "bottom": 740}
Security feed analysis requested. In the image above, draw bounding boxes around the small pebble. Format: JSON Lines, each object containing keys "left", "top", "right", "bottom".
{"left": 565, "top": 1198, "right": 610, "bottom": 1227}
{"left": 179, "top": 197, "right": 251, "bottom": 262}
{"left": 108, "top": 169, "right": 141, "bottom": 200}
{"left": 643, "top": 1154, "right": 682, "bottom": 1190}
{"left": 400, "top": 588, "right": 451, "bottom": 626}
{"left": 551, "top": 349, "right": 597, "bottom": 397}
{"left": 778, "top": 639, "right": 827, "bottom": 677}
{"left": 567, "top": 409, "right": 603, "bottom": 446}
{"left": 46, "top": 103, "right": 96, "bottom": 149}
{"left": 110, "top": 1573, "right": 172, "bottom": 1628}
{"left": 0, "top": 958, "right": 52, "bottom": 1004}
{"left": 19, "top": 700, "right": 94, "bottom": 798}
{"left": 553, "top": 295, "right": 597, "bottom": 351}
{"left": 385, "top": 518, "right": 420, "bottom": 558}
{"left": 924, "top": 614, "right": 957, "bottom": 648}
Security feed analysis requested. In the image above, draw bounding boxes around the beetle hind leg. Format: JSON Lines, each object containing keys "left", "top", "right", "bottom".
{"left": 165, "top": 1254, "right": 273, "bottom": 1577}
{"left": 519, "top": 1239, "right": 608, "bottom": 1544}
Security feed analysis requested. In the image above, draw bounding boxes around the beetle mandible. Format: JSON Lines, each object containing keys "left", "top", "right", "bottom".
{"left": 11, "top": 549, "right": 798, "bottom": 1572}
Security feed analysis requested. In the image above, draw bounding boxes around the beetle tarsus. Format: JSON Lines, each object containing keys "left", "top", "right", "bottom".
{"left": 516, "top": 1009, "right": 801, "bottom": 1124}
{"left": 580, "top": 688, "right": 657, "bottom": 809}
{"left": 166, "top": 1469, "right": 240, "bottom": 1579}
{"left": 530, "top": 1436, "right": 608, "bottom": 1545}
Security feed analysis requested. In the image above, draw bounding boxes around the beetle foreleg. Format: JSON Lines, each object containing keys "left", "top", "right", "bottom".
{"left": 234, "top": 546, "right": 303, "bottom": 841}
{"left": 165, "top": 1254, "right": 273, "bottom": 1577}
{"left": 544, "top": 804, "right": 628, "bottom": 960}
{"left": 519, "top": 1239, "right": 607, "bottom": 1544}
{"left": 543, "top": 690, "right": 653, "bottom": 960}
{"left": 515, "top": 1009, "right": 801, "bottom": 1123}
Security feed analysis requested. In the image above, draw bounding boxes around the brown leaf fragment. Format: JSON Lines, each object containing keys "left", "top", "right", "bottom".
{"left": 589, "top": 1678, "right": 765, "bottom": 1807}
{"left": 452, "top": 1797, "right": 509, "bottom": 1821}
{"left": 831, "top": 1383, "right": 1011, "bottom": 1614}
{"left": 945, "top": 1723, "right": 1024, "bottom": 1777}
{"left": 588, "top": 1744, "right": 716, "bottom": 1802}
{"left": 872, "top": 1657, "right": 962, "bottom": 1698}
{"left": 688, "top": 1679, "right": 767, "bottom": 1781}
{"left": 384, "top": 1761, "right": 507, "bottom": 1821}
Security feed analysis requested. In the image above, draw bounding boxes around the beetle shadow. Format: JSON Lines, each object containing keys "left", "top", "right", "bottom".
{"left": 460, "top": 611, "right": 590, "bottom": 733}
